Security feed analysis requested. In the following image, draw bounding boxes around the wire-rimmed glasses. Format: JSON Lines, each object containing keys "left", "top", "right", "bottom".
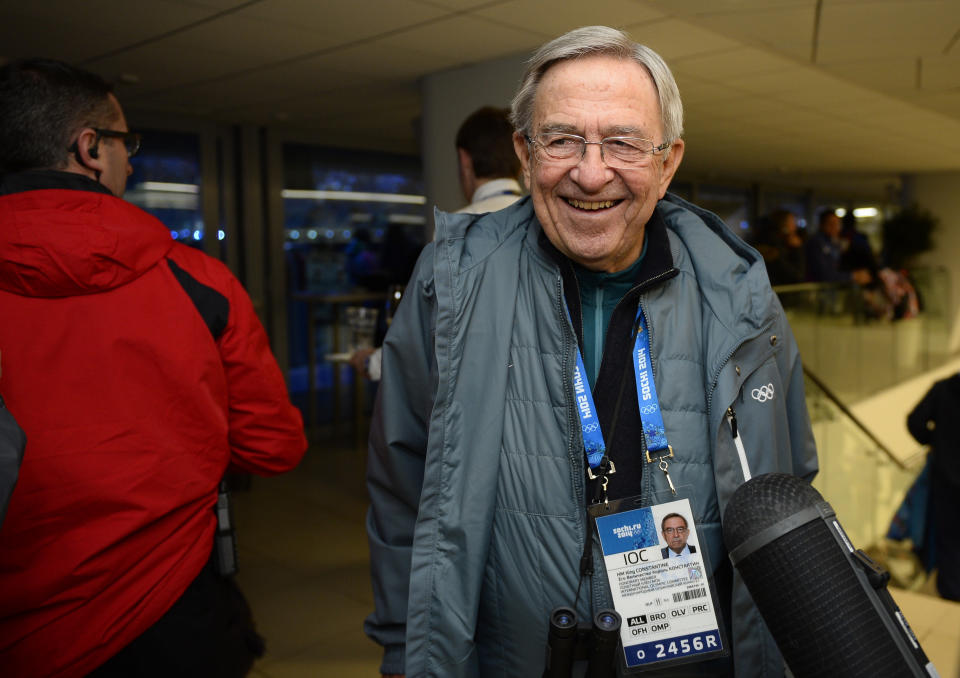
{"left": 527, "top": 132, "right": 670, "bottom": 169}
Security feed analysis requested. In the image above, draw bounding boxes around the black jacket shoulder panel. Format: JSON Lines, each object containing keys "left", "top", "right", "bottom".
{"left": 166, "top": 259, "right": 229, "bottom": 340}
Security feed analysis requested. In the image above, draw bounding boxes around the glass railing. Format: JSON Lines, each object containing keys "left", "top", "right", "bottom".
{"left": 784, "top": 268, "right": 950, "bottom": 552}
{"left": 776, "top": 265, "right": 952, "bottom": 405}
{"left": 909, "top": 265, "right": 953, "bottom": 360}
{"left": 804, "top": 369, "right": 924, "bottom": 552}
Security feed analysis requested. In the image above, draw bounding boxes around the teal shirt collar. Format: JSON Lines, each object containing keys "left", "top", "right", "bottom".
{"left": 572, "top": 238, "right": 648, "bottom": 387}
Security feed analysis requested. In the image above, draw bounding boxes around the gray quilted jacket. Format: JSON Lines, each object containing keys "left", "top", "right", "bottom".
{"left": 365, "top": 194, "right": 817, "bottom": 677}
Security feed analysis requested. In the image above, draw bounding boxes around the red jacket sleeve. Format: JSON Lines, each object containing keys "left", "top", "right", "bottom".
{"left": 218, "top": 273, "right": 307, "bottom": 475}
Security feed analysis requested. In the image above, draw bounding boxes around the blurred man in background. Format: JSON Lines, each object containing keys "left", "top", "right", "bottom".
{"left": 454, "top": 105, "right": 522, "bottom": 214}
{"left": 351, "top": 106, "right": 523, "bottom": 380}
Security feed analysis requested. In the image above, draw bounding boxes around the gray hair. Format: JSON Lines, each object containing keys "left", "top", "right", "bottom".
{"left": 510, "top": 26, "right": 684, "bottom": 144}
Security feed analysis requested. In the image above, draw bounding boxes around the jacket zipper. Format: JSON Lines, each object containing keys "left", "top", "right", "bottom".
{"left": 558, "top": 274, "right": 585, "bottom": 511}
{"left": 562, "top": 265, "right": 675, "bottom": 618}
{"left": 726, "top": 406, "right": 752, "bottom": 481}
{"left": 596, "top": 267, "right": 674, "bottom": 384}
{"left": 558, "top": 272, "right": 610, "bottom": 626}
{"left": 593, "top": 285, "right": 603, "bottom": 385}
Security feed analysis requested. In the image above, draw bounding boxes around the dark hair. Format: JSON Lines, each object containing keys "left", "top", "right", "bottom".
{"left": 0, "top": 58, "right": 116, "bottom": 172}
{"left": 455, "top": 106, "right": 519, "bottom": 180}
{"left": 818, "top": 209, "right": 839, "bottom": 227}
{"left": 841, "top": 210, "right": 857, "bottom": 236}
{"left": 660, "top": 512, "right": 688, "bottom": 531}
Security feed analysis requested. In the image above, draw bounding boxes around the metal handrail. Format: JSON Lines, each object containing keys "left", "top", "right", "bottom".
{"left": 773, "top": 281, "right": 849, "bottom": 295}
{"left": 803, "top": 366, "right": 905, "bottom": 470}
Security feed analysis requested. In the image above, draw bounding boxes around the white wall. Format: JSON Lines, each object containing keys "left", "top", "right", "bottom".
{"left": 910, "top": 171, "right": 960, "bottom": 352}
{"left": 420, "top": 52, "right": 528, "bottom": 216}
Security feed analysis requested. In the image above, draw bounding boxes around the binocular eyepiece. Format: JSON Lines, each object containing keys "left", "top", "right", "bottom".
{"left": 543, "top": 606, "right": 621, "bottom": 678}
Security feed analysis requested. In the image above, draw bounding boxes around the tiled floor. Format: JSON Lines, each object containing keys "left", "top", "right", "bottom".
{"left": 234, "top": 432, "right": 381, "bottom": 678}
{"left": 234, "top": 430, "right": 960, "bottom": 678}
{"left": 891, "top": 588, "right": 960, "bottom": 678}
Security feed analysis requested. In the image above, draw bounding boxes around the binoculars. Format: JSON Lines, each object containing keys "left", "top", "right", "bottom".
{"left": 543, "top": 606, "right": 622, "bottom": 678}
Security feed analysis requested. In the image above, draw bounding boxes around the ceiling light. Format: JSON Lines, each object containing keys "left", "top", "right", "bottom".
{"left": 281, "top": 189, "right": 426, "bottom": 205}
{"left": 137, "top": 182, "right": 199, "bottom": 193}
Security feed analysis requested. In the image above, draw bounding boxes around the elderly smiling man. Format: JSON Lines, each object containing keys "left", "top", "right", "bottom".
{"left": 366, "top": 26, "right": 817, "bottom": 678}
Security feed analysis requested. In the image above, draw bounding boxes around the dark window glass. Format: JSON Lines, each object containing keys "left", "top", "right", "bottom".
{"left": 698, "top": 185, "right": 752, "bottom": 239}
{"left": 126, "top": 130, "right": 205, "bottom": 250}
{"left": 283, "top": 144, "right": 426, "bottom": 427}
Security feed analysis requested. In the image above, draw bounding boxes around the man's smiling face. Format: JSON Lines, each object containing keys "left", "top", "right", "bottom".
{"left": 514, "top": 54, "right": 683, "bottom": 273}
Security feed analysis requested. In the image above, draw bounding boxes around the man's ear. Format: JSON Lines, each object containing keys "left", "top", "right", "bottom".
{"left": 457, "top": 147, "right": 476, "bottom": 202}
{"left": 456, "top": 147, "right": 472, "bottom": 177}
{"left": 657, "top": 138, "right": 685, "bottom": 199}
{"left": 71, "top": 128, "right": 105, "bottom": 173}
{"left": 513, "top": 132, "right": 531, "bottom": 190}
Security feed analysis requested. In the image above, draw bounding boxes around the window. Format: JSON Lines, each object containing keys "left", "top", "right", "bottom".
{"left": 126, "top": 129, "right": 206, "bottom": 249}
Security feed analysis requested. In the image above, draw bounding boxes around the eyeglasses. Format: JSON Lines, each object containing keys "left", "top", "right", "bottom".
{"left": 93, "top": 128, "right": 142, "bottom": 157}
{"left": 663, "top": 527, "right": 688, "bottom": 535}
{"left": 527, "top": 132, "right": 670, "bottom": 169}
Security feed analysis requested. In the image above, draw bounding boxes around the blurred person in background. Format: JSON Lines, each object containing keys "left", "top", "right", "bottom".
{"left": 454, "top": 105, "right": 523, "bottom": 214}
{"left": 757, "top": 208, "right": 805, "bottom": 286}
{"left": 351, "top": 106, "right": 522, "bottom": 379}
{"left": 907, "top": 375, "right": 960, "bottom": 602}
{"left": 839, "top": 211, "right": 877, "bottom": 276}
{"left": 0, "top": 58, "right": 306, "bottom": 678}
{"left": 806, "top": 209, "right": 871, "bottom": 285}
{"left": 836, "top": 212, "right": 919, "bottom": 321}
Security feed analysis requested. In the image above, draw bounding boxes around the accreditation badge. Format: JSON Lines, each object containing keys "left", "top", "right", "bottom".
{"left": 589, "top": 496, "right": 726, "bottom": 672}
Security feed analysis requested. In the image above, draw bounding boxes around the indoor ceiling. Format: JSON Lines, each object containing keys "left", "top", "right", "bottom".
{"left": 2, "top": 0, "right": 960, "bottom": 184}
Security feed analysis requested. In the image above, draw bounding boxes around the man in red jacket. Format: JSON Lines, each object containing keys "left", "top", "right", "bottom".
{"left": 0, "top": 59, "right": 307, "bottom": 678}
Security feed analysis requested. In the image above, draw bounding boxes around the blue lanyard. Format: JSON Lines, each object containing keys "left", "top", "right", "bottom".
{"left": 572, "top": 351, "right": 605, "bottom": 469}
{"left": 632, "top": 307, "right": 668, "bottom": 454}
{"left": 573, "top": 305, "right": 669, "bottom": 469}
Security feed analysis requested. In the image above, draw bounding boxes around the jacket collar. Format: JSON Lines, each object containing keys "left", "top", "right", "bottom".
{"left": 0, "top": 170, "right": 114, "bottom": 197}
{"left": 537, "top": 205, "right": 679, "bottom": 345}
{"left": 537, "top": 205, "right": 676, "bottom": 283}
{"left": 470, "top": 178, "right": 522, "bottom": 204}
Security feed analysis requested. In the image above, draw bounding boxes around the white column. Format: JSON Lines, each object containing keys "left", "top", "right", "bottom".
{"left": 420, "top": 52, "right": 528, "bottom": 220}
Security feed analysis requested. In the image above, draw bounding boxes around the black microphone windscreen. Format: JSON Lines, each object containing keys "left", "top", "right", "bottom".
{"left": 723, "top": 471, "right": 822, "bottom": 548}
{"left": 723, "top": 473, "right": 923, "bottom": 678}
